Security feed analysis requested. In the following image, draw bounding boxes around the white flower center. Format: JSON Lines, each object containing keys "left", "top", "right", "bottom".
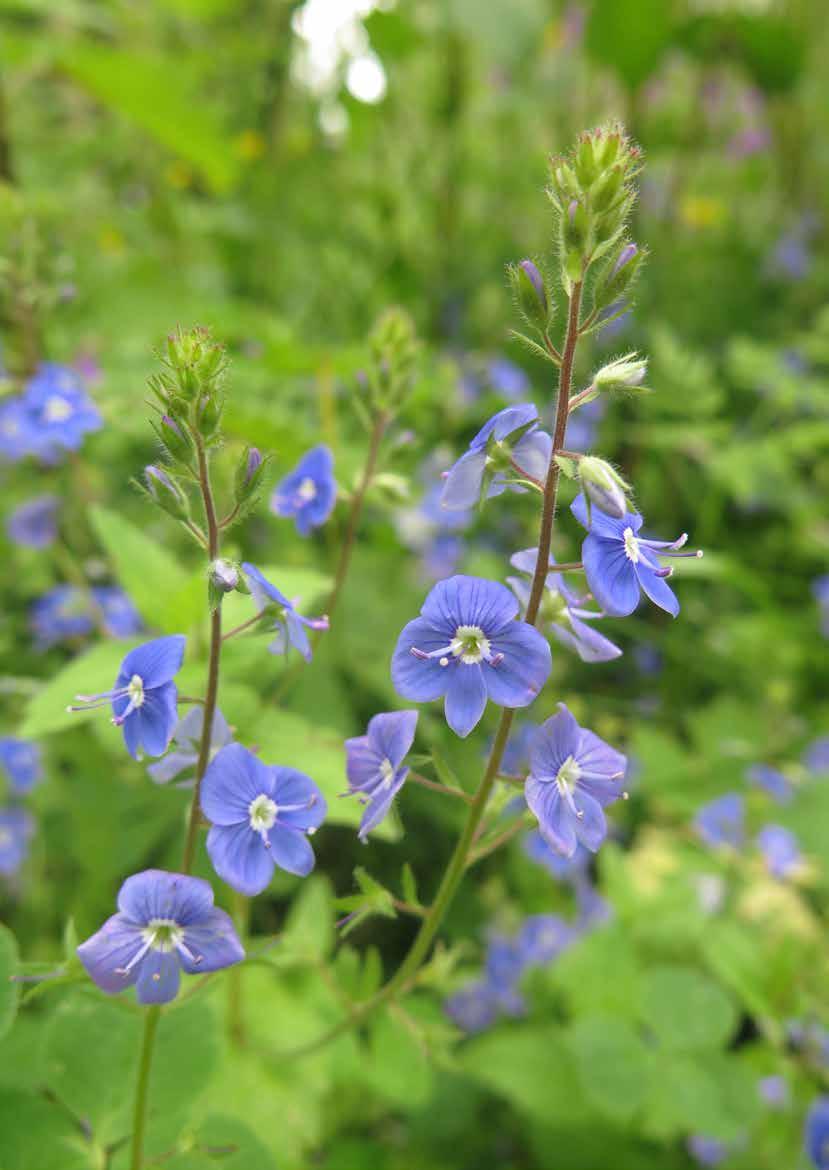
{"left": 450, "top": 624, "right": 490, "bottom": 665}
{"left": 555, "top": 755, "right": 582, "bottom": 796}
{"left": 142, "top": 917, "right": 184, "bottom": 953}
{"left": 297, "top": 476, "right": 317, "bottom": 503}
{"left": 127, "top": 674, "right": 145, "bottom": 707}
{"left": 43, "top": 395, "right": 73, "bottom": 423}
{"left": 379, "top": 757, "right": 395, "bottom": 789}
{"left": 622, "top": 526, "right": 640, "bottom": 563}
{"left": 249, "top": 793, "right": 278, "bottom": 833}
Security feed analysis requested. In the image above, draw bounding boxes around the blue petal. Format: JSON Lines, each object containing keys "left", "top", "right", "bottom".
{"left": 554, "top": 615, "right": 622, "bottom": 663}
{"left": 120, "top": 683, "right": 179, "bottom": 759}
{"left": 576, "top": 728, "right": 627, "bottom": 790}
{"left": 635, "top": 561, "right": 680, "bottom": 617}
{"left": 358, "top": 767, "right": 408, "bottom": 840}
{"left": 524, "top": 777, "right": 578, "bottom": 857}
{"left": 573, "top": 790, "right": 608, "bottom": 852}
{"left": 267, "top": 824, "right": 315, "bottom": 876}
{"left": 286, "top": 611, "right": 312, "bottom": 660}
{"left": 391, "top": 617, "right": 452, "bottom": 702}
{"left": 571, "top": 493, "right": 642, "bottom": 538}
{"left": 444, "top": 664, "right": 487, "bottom": 737}
{"left": 206, "top": 822, "right": 274, "bottom": 895}
{"left": 420, "top": 575, "right": 518, "bottom": 635}
{"left": 77, "top": 913, "right": 143, "bottom": 994}
{"left": 485, "top": 622, "right": 551, "bottom": 709}
{"left": 241, "top": 563, "right": 291, "bottom": 611}
{"left": 135, "top": 950, "right": 181, "bottom": 1005}
{"left": 512, "top": 430, "right": 552, "bottom": 483}
{"left": 119, "top": 635, "right": 186, "bottom": 689}
{"left": 529, "top": 705, "right": 581, "bottom": 781}
{"left": 440, "top": 450, "right": 487, "bottom": 510}
{"left": 272, "top": 767, "right": 327, "bottom": 830}
{"left": 367, "top": 710, "right": 418, "bottom": 768}
{"left": 475, "top": 403, "right": 538, "bottom": 446}
{"left": 117, "top": 870, "right": 214, "bottom": 926}
{"left": 582, "top": 535, "right": 641, "bottom": 617}
{"left": 345, "top": 735, "right": 384, "bottom": 791}
{"left": 147, "top": 749, "right": 198, "bottom": 785}
{"left": 180, "top": 907, "right": 245, "bottom": 974}
{"left": 201, "top": 743, "right": 273, "bottom": 826}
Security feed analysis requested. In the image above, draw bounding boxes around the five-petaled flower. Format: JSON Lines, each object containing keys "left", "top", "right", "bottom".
{"left": 241, "top": 563, "right": 329, "bottom": 660}
{"left": 271, "top": 445, "right": 336, "bottom": 536}
{"left": 6, "top": 494, "right": 59, "bottom": 549}
{"left": 391, "top": 575, "right": 552, "bottom": 738}
{"left": 571, "top": 493, "right": 700, "bottom": 618}
{"left": 77, "top": 869, "right": 244, "bottom": 1005}
{"left": 441, "top": 404, "right": 552, "bottom": 510}
{"left": 694, "top": 793, "right": 744, "bottom": 849}
{"left": 69, "top": 635, "right": 185, "bottom": 760}
{"left": 344, "top": 710, "right": 418, "bottom": 840}
{"left": 201, "top": 743, "right": 327, "bottom": 894}
{"left": 525, "top": 704, "right": 626, "bottom": 858}
{"left": 757, "top": 824, "right": 802, "bottom": 880}
{"left": 508, "top": 548, "right": 622, "bottom": 663}
{"left": 0, "top": 738, "right": 43, "bottom": 795}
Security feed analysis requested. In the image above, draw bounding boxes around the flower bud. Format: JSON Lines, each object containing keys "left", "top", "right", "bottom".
{"left": 158, "top": 414, "right": 192, "bottom": 463}
{"left": 593, "top": 353, "right": 648, "bottom": 394}
{"left": 510, "top": 260, "right": 549, "bottom": 329}
{"left": 144, "top": 465, "right": 189, "bottom": 520}
{"left": 578, "top": 456, "right": 631, "bottom": 519}
{"left": 210, "top": 559, "right": 240, "bottom": 593}
{"left": 234, "top": 445, "right": 266, "bottom": 503}
{"left": 195, "top": 392, "right": 222, "bottom": 438}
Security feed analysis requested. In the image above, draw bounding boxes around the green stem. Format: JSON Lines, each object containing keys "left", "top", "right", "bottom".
{"left": 130, "top": 1006, "right": 161, "bottom": 1170}
{"left": 227, "top": 891, "right": 250, "bottom": 1047}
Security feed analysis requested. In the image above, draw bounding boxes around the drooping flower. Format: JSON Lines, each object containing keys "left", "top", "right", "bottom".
{"left": 6, "top": 494, "right": 59, "bottom": 549}
{"left": 200, "top": 743, "right": 326, "bottom": 894}
{"left": 0, "top": 738, "right": 42, "bottom": 794}
{"left": 391, "top": 575, "right": 552, "bottom": 738}
{"left": 76, "top": 869, "right": 244, "bottom": 1006}
{"left": 344, "top": 710, "right": 418, "bottom": 840}
{"left": 69, "top": 635, "right": 185, "bottom": 759}
{"left": 508, "top": 548, "right": 622, "bottom": 663}
{"left": 571, "top": 494, "right": 700, "bottom": 618}
{"left": 20, "top": 363, "right": 102, "bottom": 461}
{"left": 271, "top": 445, "right": 336, "bottom": 536}
{"left": 805, "top": 1097, "right": 829, "bottom": 1170}
{"left": 241, "top": 563, "right": 328, "bottom": 661}
{"left": 757, "top": 824, "right": 802, "bottom": 880}
{"left": 524, "top": 704, "right": 626, "bottom": 858}
{"left": 147, "top": 706, "right": 233, "bottom": 786}
{"left": 441, "top": 404, "right": 552, "bottom": 510}
{"left": 694, "top": 793, "right": 744, "bottom": 849}
{"left": 747, "top": 764, "right": 792, "bottom": 804}
{"left": 0, "top": 807, "right": 35, "bottom": 876}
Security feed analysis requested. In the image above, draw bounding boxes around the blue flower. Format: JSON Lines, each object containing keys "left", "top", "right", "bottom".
{"left": 21, "top": 363, "right": 102, "bottom": 461}
{"left": 201, "top": 743, "right": 327, "bottom": 894}
{"left": 747, "top": 764, "right": 792, "bottom": 804}
{"left": 806, "top": 1097, "right": 829, "bottom": 1169}
{"left": 564, "top": 397, "right": 604, "bottom": 451}
{"left": 70, "top": 635, "right": 185, "bottom": 759}
{"left": 757, "top": 824, "right": 802, "bottom": 880}
{"left": 0, "top": 397, "right": 36, "bottom": 461}
{"left": 508, "top": 548, "right": 622, "bottom": 663}
{"left": 93, "top": 587, "right": 143, "bottom": 638}
{"left": 76, "top": 869, "right": 244, "bottom": 1006}
{"left": 344, "top": 710, "right": 418, "bottom": 840}
{"left": 498, "top": 721, "right": 537, "bottom": 778}
{"left": 516, "top": 914, "right": 576, "bottom": 964}
{"left": 0, "top": 807, "right": 34, "bottom": 876}
{"left": 524, "top": 704, "right": 626, "bottom": 858}
{"left": 571, "top": 494, "right": 700, "bottom": 618}
{"left": 241, "top": 563, "right": 328, "bottom": 661}
{"left": 147, "top": 706, "right": 233, "bottom": 786}
{"left": 694, "top": 793, "right": 744, "bottom": 849}
{"left": 444, "top": 980, "right": 499, "bottom": 1033}
{"left": 441, "top": 404, "right": 552, "bottom": 510}
{"left": 758, "top": 1075, "right": 789, "bottom": 1109}
{"left": 31, "top": 586, "right": 94, "bottom": 648}
{"left": 271, "top": 445, "right": 336, "bottom": 536}
{"left": 687, "top": 1135, "right": 728, "bottom": 1167}
{"left": 523, "top": 829, "right": 591, "bottom": 880}
{"left": 804, "top": 737, "right": 829, "bottom": 774}
{"left": 6, "top": 494, "right": 59, "bottom": 548}
{"left": 391, "top": 575, "right": 552, "bottom": 738}
{"left": 0, "top": 738, "right": 42, "bottom": 794}
{"left": 487, "top": 357, "right": 530, "bottom": 399}
{"left": 483, "top": 933, "right": 527, "bottom": 1016}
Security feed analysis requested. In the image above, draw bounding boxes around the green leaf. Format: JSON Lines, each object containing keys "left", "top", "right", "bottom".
{"left": 551, "top": 924, "right": 642, "bottom": 1020}
{"left": 0, "top": 925, "right": 20, "bottom": 1039}
{"left": 161, "top": 1115, "right": 275, "bottom": 1170}
{"left": 19, "top": 638, "right": 142, "bottom": 739}
{"left": 365, "top": 1007, "right": 433, "bottom": 1108}
{"left": 567, "top": 1017, "right": 652, "bottom": 1122}
{"left": 281, "top": 875, "right": 335, "bottom": 962}
{"left": 640, "top": 966, "right": 737, "bottom": 1052}
{"left": 0, "top": 1089, "right": 91, "bottom": 1170}
{"left": 586, "top": 0, "right": 673, "bottom": 90}
{"left": 89, "top": 505, "right": 199, "bottom": 633}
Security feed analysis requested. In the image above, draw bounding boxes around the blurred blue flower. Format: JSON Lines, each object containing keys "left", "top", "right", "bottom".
{"left": 804, "top": 737, "right": 829, "bottom": 774}
{"left": 271, "top": 445, "right": 336, "bottom": 536}
{"left": 757, "top": 824, "right": 802, "bottom": 880}
{"left": 147, "top": 706, "right": 233, "bottom": 786}
{"left": 444, "top": 980, "right": 499, "bottom": 1033}
{"left": 241, "top": 563, "right": 329, "bottom": 661}
{"left": 572, "top": 494, "right": 699, "bottom": 618}
{"left": 93, "top": 587, "right": 143, "bottom": 638}
{"left": 0, "top": 807, "right": 35, "bottom": 876}
{"left": 344, "top": 710, "right": 418, "bottom": 841}
{"left": 523, "top": 829, "right": 591, "bottom": 881}
{"left": 747, "top": 764, "right": 792, "bottom": 804}
{"left": 525, "top": 704, "right": 626, "bottom": 858}
{"left": 758, "top": 1075, "right": 789, "bottom": 1109}
{"left": 516, "top": 914, "right": 576, "bottom": 964}
{"left": 201, "top": 743, "right": 326, "bottom": 893}
{"left": 575, "top": 881, "right": 613, "bottom": 928}
{"left": 420, "top": 533, "right": 464, "bottom": 582}
{"left": 487, "top": 357, "right": 530, "bottom": 400}
{"left": 30, "top": 585, "right": 141, "bottom": 648}
{"left": 694, "top": 793, "right": 745, "bottom": 849}
{"left": 77, "top": 869, "right": 244, "bottom": 1005}
{"left": 805, "top": 1096, "right": 829, "bottom": 1169}
{"left": 483, "top": 933, "right": 527, "bottom": 1016}
{"left": 687, "top": 1135, "right": 728, "bottom": 1166}
{"left": 0, "top": 738, "right": 42, "bottom": 794}
{"left": 499, "top": 723, "right": 538, "bottom": 779}
{"left": 564, "top": 397, "right": 604, "bottom": 451}
{"left": 508, "top": 548, "right": 622, "bottom": 663}
{"left": 0, "top": 397, "right": 37, "bottom": 461}
{"left": 6, "top": 494, "right": 59, "bottom": 548}
{"left": 813, "top": 576, "right": 829, "bottom": 637}
{"left": 391, "top": 575, "right": 552, "bottom": 738}
{"left": 70, "top": 635, "right": 185, "bottom": 760}
{"left": 441, "top": 405, "right": 552, "bottom": 511}
{"left": 21, "top": 363, "right": 102, "bottom": 461}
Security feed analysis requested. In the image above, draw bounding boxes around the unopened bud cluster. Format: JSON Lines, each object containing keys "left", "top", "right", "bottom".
{"left": 362, "top": 307, "right": 419, "bottom": 416}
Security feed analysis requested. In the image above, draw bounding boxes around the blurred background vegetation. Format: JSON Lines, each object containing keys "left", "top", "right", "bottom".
{"left": 1, "top": 1, "right": 828, "bottom": 1168}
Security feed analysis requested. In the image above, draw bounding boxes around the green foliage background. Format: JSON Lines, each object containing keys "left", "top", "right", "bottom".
{"left": 1, "top": 1, "right": 828, "bottom": 1167}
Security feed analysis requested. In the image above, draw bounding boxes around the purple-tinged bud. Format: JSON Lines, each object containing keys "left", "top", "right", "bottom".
{"left": 234, "top": 444, "right": 268, "bottom": 506}
{"left": 578, "top": 456, "right": 631, "bottom": 519}
{"left": 568, "top": 199, "right": 578, "bottom": 226}
{"left": 158, "top": 414, "right": 192, "bottom": 462}
{"left": 245, "top": 447, "right": 262, "bottom": 486}
{"left": 519, "top": 260, "right": 547, "bottom": 314}
{"left": 144, "top": 465, "right": 190, "bottom": 520}
{"left": 210, "top": 559, "right": 240, "bottom": 593}
{"left": 612, "top": 243, "right": 638, "bottom": 277}
{"left": 510, "top": 259, "right": 549, "bottom": 328}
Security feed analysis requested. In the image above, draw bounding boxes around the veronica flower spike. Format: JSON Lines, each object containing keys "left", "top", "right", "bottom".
{"left": 508, "top": 548, "right": 622, "bottom": 663}
{"left": 241, "top": 563, "right": 328, "bottom": 660}
{"left": 525, "top": 704, "right": 627, "bottom": 858}
{"left": 77, "top": 870, "right": 244, "bottom": 1005}
{"left": 571, "top": 493, "right": 701, "bottom": 618}
{"left": 271, "top": 444, "right": 336, "bottom": 536}
{"left": 201, "top": 743, "right": 327, "bottom": 894}
{"left": 441, "top": 404, "right": 552, "bottom": 510}
{"left": 69, "top": 635, "right": 185, "bottom": 759}
{"left": 344, "top": 710, "right": 418, "bottom": 840}
{"left": 391, "top": 575, "right": 552, "bottom": 738}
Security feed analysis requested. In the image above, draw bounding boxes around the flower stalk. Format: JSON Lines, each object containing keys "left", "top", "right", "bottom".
{"left": 130, "top": 1006, "right": 161, "bottom": 1170}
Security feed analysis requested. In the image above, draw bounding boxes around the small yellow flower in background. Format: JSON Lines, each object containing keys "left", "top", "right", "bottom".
{"left": 679, "top": 195, "right": 726, "bottom": 230}
{"left": 234, "top": 130, "right": 266, "bottom": 161}
{"left": 97, "top": 226, "right": 125, "bottom": 255}
{"left": 165, "top": 161, "right": 193, "bottom": 190}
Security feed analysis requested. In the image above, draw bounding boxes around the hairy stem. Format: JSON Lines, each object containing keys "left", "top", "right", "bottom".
{"left": 130, "top": 1006, "right": 160, "bottom": 1170}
